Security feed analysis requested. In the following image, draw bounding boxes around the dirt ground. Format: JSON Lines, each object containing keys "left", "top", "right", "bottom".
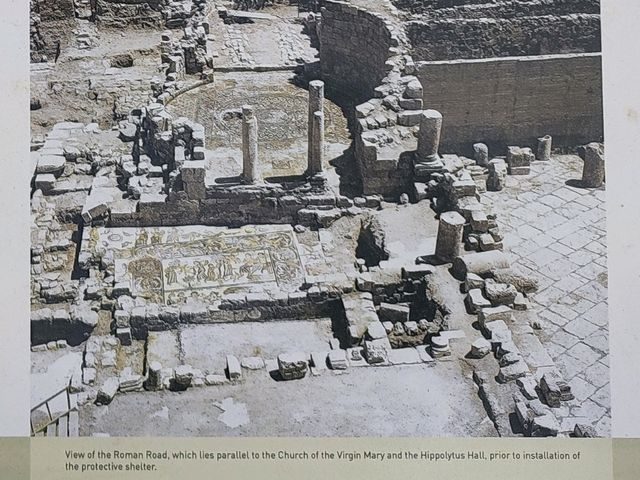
{"left": 80, "top": 361, "right": 497, "bottom": 437}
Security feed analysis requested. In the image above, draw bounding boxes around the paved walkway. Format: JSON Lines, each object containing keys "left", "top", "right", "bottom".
{"left": 482, "top": 154, "right": 609, "bottom": 435}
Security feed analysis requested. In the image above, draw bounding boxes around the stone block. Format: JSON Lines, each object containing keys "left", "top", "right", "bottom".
{"left": 530, "top": 413, "right": 559, "bottom": 437}
{"left": 37, "top": 154, "right": 66, "bottom": 175}
{"left": 470, "top": 210, "right": 489, "bottom": 233}
{"left": 497, "top": 360, "right": 529, "bottom": 383}
{"left": 464, "top": 272, "right": 485, "bottom": 292}
{"left": 174, "top": 365, "right": 194, "bottom": 388}
{"left": 574, "top": 424, "right": 598, "bottom": 438}
{"left": 470, "top": 338, "right": 491, "bottom": 358}
{"left": 517, "top": 376, "right": 539, "bottom": 401}
{"left": 366, "top": 321, "right": 387, "bottom": 340}
{"left": 506, "top": 146, "right": 534, "bottom": 169}
{"left": 328, "top": 350, "right": 348, "bottom": 370}
{"left": 35, "top": 174, "right": 56, "bottom": 192}
{"left": 82, "top": 367, "right": 96, "bottom": 385}
{"left": 540, "top": 371, "right": 574, "bottom": 407}
{"left": 205, "top": 374, "right": 228, "bottom": 386}
{"left": 388, "top": 348, "right": 421, "bottom": 365}
{"left": 241, "top": 357, "right": 264, "bottom": 370}
{"left": 484, "top": 280, "right": 518, "bottom": 306}
{"left": 226, "top": 355, "right": 242, "bottom": 381}
{"left": 277, "top": 352, "right": 308, "bottom": 380}
{"left": 116, "top": 327, "right": 132, "bottom": 346}
{"left": 465, "top": 288, "right": 491, "bottom": 313}
{"left": 364, "top": 339, "right": 390, "bottom": 364}
{"left": 401, "top": 264, "right": 433, "bottom": 280}
{"left": 96, "top": 377, "right": 119, "bottom": 405}
{"left": 378, "top": 302, "right": 410, "bottom": 322}
{"left": 397, "top": 110, "right": 424, "bottom": 127}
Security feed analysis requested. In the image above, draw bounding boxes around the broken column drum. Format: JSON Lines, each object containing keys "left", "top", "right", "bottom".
{"left": 307, "top": 80, "right": 325, "bottom": 175}
{"left": 241, "top": 105, "right": 260, "bottom": 183}
{"left": 537, "top": 135, "right": 552, "bottom": 161}
{"left": 581, "top": 142, "right": 605, "bottom": 188}
{"left": 473, "top": 143, "right": 489, "bottom": 167}
{"left": 416, "top": 109, "right": 443, "bottom": 163}
{"left": 435, "top": 211, "right": 466, "bottom": 262}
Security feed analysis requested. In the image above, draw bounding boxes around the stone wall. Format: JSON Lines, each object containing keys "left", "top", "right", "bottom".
{"left": 393, "top": 0, "right": 600, "bottom": 17}
{"left": 94, "top": 0, "right": 167, "bottom": 28}
{"left": 316, "top": 1, "right": 424, "bottom": 199}
{"left": 318, "top": 0, "right": 398, "bottom": 104}
{"left": 416, "top": 53, "right": 603, "bottom": 152}
{"left": 406, "top": 14, "right": 601, "bottom": 60}
{"left": 36, "top": 0, "right": 76, "bottom": 20}
{"left": 30, "top": 0, "right": 76, "bottom": 62}
{"left": 107, "top": 186, "right": 368, "bottom": 229}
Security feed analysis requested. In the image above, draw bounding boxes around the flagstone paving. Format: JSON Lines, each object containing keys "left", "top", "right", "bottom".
{"left": 482, "top": 154, "right": 610, "bottom": 435}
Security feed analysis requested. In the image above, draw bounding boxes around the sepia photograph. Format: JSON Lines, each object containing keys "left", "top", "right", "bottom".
{"left": 29, "top": 0, "right": 608, "bottom": 439}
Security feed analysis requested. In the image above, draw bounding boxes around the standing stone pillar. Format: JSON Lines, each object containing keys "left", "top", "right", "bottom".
{"left": 581, "top": 142, "right": 605, "bottom": 188}
{"left": 145, "top": 361, "right": 162, "bottom": 391}
{"left": 435, "top": 211, "right": 466, "bottom": 262}
{"left": 473, "top": 143, "right": 489, "bottom": 167}
{"left": 241, "top": 105, "right": 260, "bottom": 183}
{"left": 310, "top": 111, "right": 325, "bottom": 174}
{"left": 537, "top": 135, "right": 552, "bottom": 161}
{"left": 181, "top": 161, "right": 206, "bottom": 200}
{"left": 307, "top": 80, "right": 325, "bottom": 175}
{"left": 486, "top": 158, "right": 508, "bottom": 192}
{"left": 417, "top": 109, "right": 443, "bottom": 164}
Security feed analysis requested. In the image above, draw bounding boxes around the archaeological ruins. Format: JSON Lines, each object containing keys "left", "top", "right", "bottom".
{"left": 30, "top": 0, "right": 608, "bottom": 438}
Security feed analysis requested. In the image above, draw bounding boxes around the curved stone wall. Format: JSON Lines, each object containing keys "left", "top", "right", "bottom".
{"left": 319, "top": 0, "right": 399, "bottom": 104}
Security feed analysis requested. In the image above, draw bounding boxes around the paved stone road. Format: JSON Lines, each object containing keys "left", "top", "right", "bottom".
{"left": 482, "top": 154, "right": 610, "bottom": 435}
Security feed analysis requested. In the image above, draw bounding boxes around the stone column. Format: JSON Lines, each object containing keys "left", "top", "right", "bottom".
{"left": 417, "top": 109, "right": 443, "bottom": 164}
{"left": 242, "top": 105, "right": 260, "bottom": 183}
{"left": 435, "top": 211, "right": 466, "bottom": 262}
{"left": 307, "top": 80, "right": 325, "bottom": 175}
{"left": 309, "top": 111, "right": 325, "bottom": 175}
{"left": 537, "top": 135, "right": 552, "bottom": 161}
{"left": 581, "top": 142, "right": 605, "bottom": 187}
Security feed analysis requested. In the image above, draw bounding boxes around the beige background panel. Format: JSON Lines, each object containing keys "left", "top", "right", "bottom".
{"left": 31, "top": 437, "right": 612, "bottom": 480}
{"left": 0, "top": 438, "right": 30, "bottom": 480}
{"left": 613, "top": 439, "right": 640, "bottom": 479}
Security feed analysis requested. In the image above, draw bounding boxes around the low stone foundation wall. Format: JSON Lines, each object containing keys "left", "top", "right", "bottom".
{"left": 127, "top": 296, "right": 346, "bottom": 340}
{"left": 108, "top": 187, "right": 374, "bottom": 229}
